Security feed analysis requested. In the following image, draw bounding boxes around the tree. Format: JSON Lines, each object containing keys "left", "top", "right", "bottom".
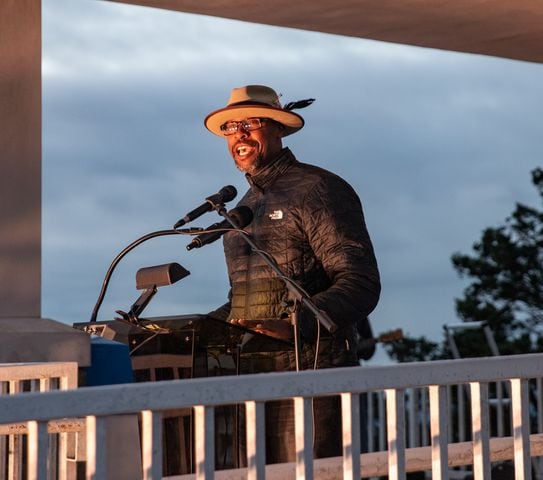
{"left": 385, "top": 168, "right": 543, "bottom": 362}
{"left": 382, "top": 335, "right": 442, "bottom": 362}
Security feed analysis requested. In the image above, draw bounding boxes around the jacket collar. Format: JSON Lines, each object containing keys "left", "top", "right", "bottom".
{"left": 245, "top": 148, "right": 297, "bottom": 192}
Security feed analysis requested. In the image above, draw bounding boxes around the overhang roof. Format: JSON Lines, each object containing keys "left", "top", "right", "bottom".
{"left": 108, "top": 0, "right": 543, "bottom": 64}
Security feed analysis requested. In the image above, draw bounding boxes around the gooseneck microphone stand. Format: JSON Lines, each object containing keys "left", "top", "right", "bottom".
{"left": 90, "top": 195, "right": 243, "bottom": 323}
{"left": 89, "top": 228, "right": 199, "bottom": 323}
{"left": 217, "top": 207, "right": 338, "bottom": 372}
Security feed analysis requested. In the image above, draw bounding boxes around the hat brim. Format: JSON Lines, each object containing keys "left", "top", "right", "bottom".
{"left": 205, "top": 104, "right": 304, "bottom": 137}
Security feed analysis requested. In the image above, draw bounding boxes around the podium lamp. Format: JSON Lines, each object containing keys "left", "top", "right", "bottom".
{"left": 115, "top": 262, "right": 190, "bottom": 325}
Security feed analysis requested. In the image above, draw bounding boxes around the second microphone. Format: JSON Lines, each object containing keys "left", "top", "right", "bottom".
{"left": 186, "top": 206, "right": 253, "bottom": 251}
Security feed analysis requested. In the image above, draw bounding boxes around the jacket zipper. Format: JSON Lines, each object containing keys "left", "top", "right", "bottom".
{"left": 244, "top": 196, "right": 264, "bottom": 319}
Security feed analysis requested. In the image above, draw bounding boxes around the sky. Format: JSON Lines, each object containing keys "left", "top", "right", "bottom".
{"left": 42, "top": 0, "right": 543, "bottom": 363}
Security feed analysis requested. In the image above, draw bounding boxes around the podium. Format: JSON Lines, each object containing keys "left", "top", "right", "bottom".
{"left": 74, "top": 314, "right": 290, "bottom": 352}
{"left": 74, "top": 315, "right": 292, "bottom": 474}
{"left": 74, "top": 314, "right": 291, "bottom": 382}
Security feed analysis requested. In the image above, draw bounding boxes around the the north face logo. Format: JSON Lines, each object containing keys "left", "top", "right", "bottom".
{"left": 269, "top": 210, "right": 283, "bottom": 220}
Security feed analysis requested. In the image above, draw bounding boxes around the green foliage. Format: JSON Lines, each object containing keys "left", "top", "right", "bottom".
{"left": 386, "top": 168, "right": 543, "bottom": 363}
{"left": 451, "top": 167, "right": 543, "bottom": 355}
{"left": 383, "top": 335, "right": 443, "bottom": 362}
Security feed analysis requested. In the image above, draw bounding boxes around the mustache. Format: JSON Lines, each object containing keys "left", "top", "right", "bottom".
{"left": 234, "top": 139, "right": 259, "bottom": 149}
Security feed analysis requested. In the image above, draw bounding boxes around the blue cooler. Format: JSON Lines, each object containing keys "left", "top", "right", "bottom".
{"left": 85, "top": 336, "right": 134, "bottom": 386}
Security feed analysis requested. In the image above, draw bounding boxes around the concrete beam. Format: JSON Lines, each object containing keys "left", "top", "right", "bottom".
{"left": 109, "top": 0, "right": 543, "bottom": 64}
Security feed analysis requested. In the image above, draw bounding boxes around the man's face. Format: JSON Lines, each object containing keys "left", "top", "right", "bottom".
{"left": 225, "top": 118, "right": 284, "bottom": 174}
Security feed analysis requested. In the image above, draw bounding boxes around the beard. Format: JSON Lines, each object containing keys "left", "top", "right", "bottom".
{"left": 232, "top": 139, "right": 264, "bottom": 173}
{"left": 234, "top": 153, "right": 264, "bottom": 173}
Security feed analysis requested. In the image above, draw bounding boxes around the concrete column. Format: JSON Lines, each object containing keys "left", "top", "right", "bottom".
{"left": 0, "top": 0, "right": 41, "bottom": 318}
{"left": 0, "top": 0, "right": 90, "bottom": 365}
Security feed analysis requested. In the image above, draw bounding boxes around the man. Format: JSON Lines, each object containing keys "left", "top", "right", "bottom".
{"left": 206, "top": 85, "right": 380, "bottom": 463}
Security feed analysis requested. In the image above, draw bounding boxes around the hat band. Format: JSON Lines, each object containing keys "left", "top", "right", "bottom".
{"left": 228, "top": 100, "right": 280, "bottom": 108}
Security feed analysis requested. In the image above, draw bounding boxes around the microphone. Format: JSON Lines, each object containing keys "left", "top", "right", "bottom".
{"left": 174, "top": 185, "right": 237, "bottom": 229}
{"left": 186, "top": 206, "right": 253, "bottom": 251}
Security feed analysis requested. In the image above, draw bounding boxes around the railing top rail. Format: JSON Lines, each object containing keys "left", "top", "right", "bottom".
{"left": 1, "top": 353, "right": 542, "bottom": 424}
{"left": 0, "top": 362, "right": 78, "bottom": 383}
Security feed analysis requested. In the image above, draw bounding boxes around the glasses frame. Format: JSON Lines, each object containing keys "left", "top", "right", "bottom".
{"left": 220, "top": 117, "right": 270, "bottom": 136}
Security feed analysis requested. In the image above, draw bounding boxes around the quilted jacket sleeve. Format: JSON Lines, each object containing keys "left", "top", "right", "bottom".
{"left": 302, "top": 175, "right": 380, "bottom": 329}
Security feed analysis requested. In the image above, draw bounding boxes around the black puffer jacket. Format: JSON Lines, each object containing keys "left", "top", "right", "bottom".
{"left": 217, "top": 148, "right": 380, "bottom": 342}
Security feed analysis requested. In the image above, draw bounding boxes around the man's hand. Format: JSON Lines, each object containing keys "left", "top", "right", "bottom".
{"left": 233, "top": 318, "right": 293, "bottom": 341}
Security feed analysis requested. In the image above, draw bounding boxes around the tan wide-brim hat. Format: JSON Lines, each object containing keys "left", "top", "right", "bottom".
{"left": 205, "top": 85, "right": 305, "bottom": 137}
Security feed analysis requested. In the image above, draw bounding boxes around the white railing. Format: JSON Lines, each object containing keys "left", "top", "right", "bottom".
{"left": 1, "top": 354, "right": 543, "bottom": 479}
{"left": 367, "top": 380, "right": 521, "bottom": 448}
{"left": 0, "top": 362, "right": 78, "bottom": 480}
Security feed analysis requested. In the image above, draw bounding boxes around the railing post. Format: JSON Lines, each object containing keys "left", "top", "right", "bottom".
{"left": 86, "top": 415, "right": 107, "bottom": 480}
{"left": 429, "top": 385, "right": 448, "bottom": 480}
{"left": 294, "top": 396, "right": 314, "bottom": 480}
{"left": 470, "top": 382, "right": 491, "bottom": 480}
{"left": 141, "top": 410, "right": 162, "bottom": 480}
{"left": 341, "top": 392, "right": 361, "bottom": 480}
{"left": 246, "top": 400, "right": 266, "bottom": 480}
{"left": 386, "top": 388, "right": 406, "bottom": 480}
{"left": 27, "top": 420, "right": 49, "bottom": 480}
{"left": 511, "top": 378, "right": 531, "bottom": 480}
{"left": 8, "top": 380, "right": 22, "bottom": 480}
{"left": 194, "top": 405, "right": 215, "bottom": 480}
{"left": 59, "top": 367, "right": 77, "bottom": 480}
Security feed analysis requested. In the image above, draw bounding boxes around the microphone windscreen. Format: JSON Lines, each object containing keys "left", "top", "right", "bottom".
{"left": 220, "top": 185, "right": 238, "bottom": 203}
{"left": 229, "top": 205, "right": 253, "bottom": 229}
